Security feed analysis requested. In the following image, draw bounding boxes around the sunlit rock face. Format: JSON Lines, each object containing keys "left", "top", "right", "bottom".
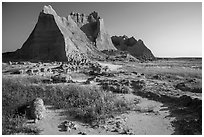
{"left": 111, "top": 35, "right": 155, "bottom": 61}
{"left": 3, "top": 5, "right": 116, "bottom": 62}
{"left": 71, "top": 11, "right": 116, "bottom": 51}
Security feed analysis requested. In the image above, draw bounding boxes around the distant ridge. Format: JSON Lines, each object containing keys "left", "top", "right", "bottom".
{"left": 156, "top": 57, "right": 202, "bottom": 60}
{"left": 111, "top": 35, "right": 155, "bottom": 61}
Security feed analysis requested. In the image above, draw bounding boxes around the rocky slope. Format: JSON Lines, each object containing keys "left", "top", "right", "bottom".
{"left": 111, "top": 35, "right": 155, "bottom": 61}
{"left": 3, "top": 5, "right": 116, "bottom": 62}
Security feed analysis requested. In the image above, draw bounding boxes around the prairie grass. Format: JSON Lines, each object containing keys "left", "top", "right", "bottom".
{"left": 2, "top": 75, "right": 132, "bottom": 134}
{"left": 2, "top": 114, "right": 40, "bottom": 135}
{"left": 2, "top": 76, "right": 45, "bottom": 135}
{"left": 123, "top": 59, "right": 202, "bottom": 79}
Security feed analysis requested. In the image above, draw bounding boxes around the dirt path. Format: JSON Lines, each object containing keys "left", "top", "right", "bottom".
{"left": 25, "top": 94, "right": 175, "bottom": 135}
{"left": 26, "top": 105, "right": 117, "bottom": 135}
{"left": 120, "top": 94, "right": 175, "bottom": 135}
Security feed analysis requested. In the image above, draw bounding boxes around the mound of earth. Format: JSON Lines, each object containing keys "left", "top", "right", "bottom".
{"left": 3, "top": 5, "right": 116, "bottom": 62}
{"left": 111, "top": 35, "right": 155, "bottom": 61}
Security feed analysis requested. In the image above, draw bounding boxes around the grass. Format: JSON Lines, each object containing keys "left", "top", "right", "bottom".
{"left": 122, "top": 59, "right": 202, "bottom": 79}
{"left": 2, "top": 76, "right": 45, "bottom": 135}
{"left": 2, "top": 75, "right": 133, "bottom": 134}
{"left": 2, "top": 114, "right": 40, "bottom": 135}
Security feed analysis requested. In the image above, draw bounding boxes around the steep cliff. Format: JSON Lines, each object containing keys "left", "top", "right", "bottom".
{"left": 71, "top": 11, "right": 116, "bottom": 51}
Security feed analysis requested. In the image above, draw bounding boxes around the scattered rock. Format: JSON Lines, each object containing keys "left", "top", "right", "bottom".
{"left": 110, "top": 128, "right": 118, "bottom": 132}
{"left": 64, "top": 121, "right": 77, "bottom": 130}
{"left": 26, "top": 69, "right": 33, "bottom": 75}
{"left": 51, "top": 74, "right": 72, "bottom": 83}
{"left": 131, "top": 80, "right": 145, "bottom": 91}
{"left": 42, "top": 78, "right": 52, "bottom": 84}
{"left": 11, "top": 69, "right": 23, "bottom": 74}
{"left": 175, "top": 81, "right": 202, "bottom": 93}
{"left": 152, "top": 74, "right": 163, "bottom": 80}
{"left": 132, "top": 71, "right": 137, "bottom": 75}
{"left": 78, "top": 131, "right": 87, "bottom": 135}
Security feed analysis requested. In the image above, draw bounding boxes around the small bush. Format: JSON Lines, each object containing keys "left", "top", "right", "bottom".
{"left": 113, "top": 98, "right": 132, "bottom": 112}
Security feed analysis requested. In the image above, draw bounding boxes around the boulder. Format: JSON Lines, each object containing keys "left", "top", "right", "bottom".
{"left": 30, "top": 98, "right": 46, "bottom": 123}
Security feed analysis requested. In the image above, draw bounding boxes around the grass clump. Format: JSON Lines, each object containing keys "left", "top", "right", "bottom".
{"left": 66, "top": 86, "right": 113, "bottom": 123}
{"left": 45, "top": 84, "right": 131, "bottom": 124}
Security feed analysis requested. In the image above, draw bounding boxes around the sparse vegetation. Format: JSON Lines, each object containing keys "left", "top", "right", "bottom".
{"left": 2, "top": 58, "right": 202, "bottom": 135}
{"left": 2, "top": 76, "right": 44, "bottom": 135}
{"left": 2, "top": 114, "right": 40, "bottom": 135}
{"left": 123, "top": 59, "right": 202, "bottom": 79}
{"left": 2, "top": 75, "right": 133, "bottom": 134}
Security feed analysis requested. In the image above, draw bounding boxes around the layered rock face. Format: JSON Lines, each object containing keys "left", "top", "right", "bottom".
{"left": 3, "top": 5, "right": 116, "bottom": 62}
{"left": 111, "top": 35, "right": 155, "bottom": 61}
{"left": 70, "top": 11, "right": 116, "bottom": 51}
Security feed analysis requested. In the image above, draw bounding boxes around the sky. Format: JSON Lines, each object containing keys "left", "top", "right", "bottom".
{"left": 2, "top": 2, "right": 202, "bottom": 57}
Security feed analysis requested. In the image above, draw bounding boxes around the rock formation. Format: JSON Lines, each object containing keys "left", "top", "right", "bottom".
{"left": 67, "top": 11, "right": 116, "bottom": 51}
{"left": 111, "top": 35, "right": 155, "bottom": 61}
{"left": 3, "top": 5, "right": 156, "bottom": 62}
{"left": 3, "top": 5, "right": 116, "bottom": 62}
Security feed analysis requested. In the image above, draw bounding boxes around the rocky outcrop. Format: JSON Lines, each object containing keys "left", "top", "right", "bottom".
{"left": 111, "top": 35, "right": 155, "bottom": 61}
{"left": 71, "top": 11, "right": 116, "bottom": 51}
{"left": 95, "top": 18, "right": 116, "bottom": 51}
{"left": 3, "top": 5, "right": 116, "bottom": 62}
